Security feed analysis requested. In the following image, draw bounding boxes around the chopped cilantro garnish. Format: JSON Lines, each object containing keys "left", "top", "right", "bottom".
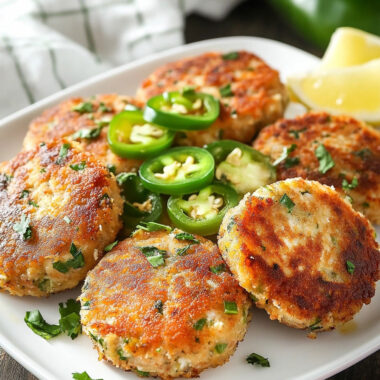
{"left": 104, "top": 240, "right": 118, "bottom": 252}
{"left": 28, "top": 200, "right": 39, "bottom": 207}
{"left": 273, "top": 144, "right": 297, "bottom": 166}
{"left": 40, "top": 168, "right": 46, "bottom": 173}
{"left": 346, "top": 260, "right": 355, "bottom": 275}
{"left": 135, "top": 370, "right": 150, "bottom": 377}
{"left": 215, "top": 343, "right": 227, "bottom": 354}
{"left": 37, "top": 278, "right": 50, "bottom": 292}
{"left": 82, "top": 301, "right": 90, "bottom": 310}
{"left": 154, "top": 300, "right": 163, "bottom": 314}
{"left": 362, "top": 202, "right": 370, "bottom": 208}
{"left": 279, "top": 193, "right": 295, "bottom": 213}
{"left": 59, "top": 299, "right": 82, "bottom": 339}
{"left": 353, "top": 148, "right": 371, "bottom": 159}
{"left": 284, "top": 156, "right": 300, "bottom": 168}
{"left": 342, "top": 177, "right": 358, "bottom": 191}
{"left": 250, "top": 294, "right": 258, "bottom": 302}
{"left": 224, "top": 300, "right": 238, "bottom": 314}
{"left": 56, "top": 143, "right": 71, "bottom": 164}
{"left": 71, "top": 126, "right": 103, "bottom": 140}
{"left": 219, "top": 83, "right": 233, "bottom": 97}
{"left": 309, "top": 318, "right": 322, "bottom": 331}
{"left": 72, "top": 102, "right": 94, "bottom": 114}
{"left": 289, "top": 128, "right": 307, "bottom": 139}
{"left": 139, "top": 246, "right": 166, "bottom": 267}
{"left": 24, "top": 310, "right": 61, "bottom": 340}
{"left": 53, "top": 243, "right": 85, "bottom": 273}
{"left": 210, "top": 263, "right": 227, "bottom": 274}
{"left": 246, "top": 352, "right": 270, "bottom": 367}
{"left": 99, "top": 102, "right": 112, "bottom": 113}
{"left": 222, "top": 52, "right": 239, "bottom": 60}
{"left": 176, "top": 244, "right": 193, "bottom": 256}
{"left": 72, "top": 372, "right": 103, "bottom": 380}
{"left": 175, "top": 232, "right": 200, "bottom": 244}
{"left": 315, "top": 144, "right": 335, "bottom": 174}
{"left": 193, "top": 318, "right": 207, "bottom": 330}
{"left": 117, "top": 348, "right": 127, "bottom": 361}
{"left": 70, "top": 161, "right": 86, "bottom": 171}
{"left": 20, "top": 189, "right": 29, "bottom": 199}
{"left": 106, "top": 164, "right": 116, "bottom": 174}
{"left": 136, "top": 221, "right": 172, "bottom": 232}
{"left": 13, "top": 213, "right": 32, "bottom": 240}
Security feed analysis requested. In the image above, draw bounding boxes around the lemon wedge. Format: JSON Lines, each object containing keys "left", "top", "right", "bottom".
{"left": 321, "top": 27, "right": 380, "bottom": 69}
{"left": 287, "top": 59, "right": 380, "bottom": 124}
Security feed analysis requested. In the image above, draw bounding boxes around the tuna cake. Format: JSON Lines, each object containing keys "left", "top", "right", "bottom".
{"left": 253, "top": 112, "right": 380, "bottom": 224}
{"left": 0, "top": 140, "right": 123, "bottom": 297}
{"left": 137, "top": 51, "right": 288, "bottom": 147}
{"left": 218, "top": 178, "right": 379, "bottom": 334}
{"left": 80, "top": 228, "right": 251, "bottom": 379}
{"left": 23, "top": 94, "right": 143, "bottom": 174}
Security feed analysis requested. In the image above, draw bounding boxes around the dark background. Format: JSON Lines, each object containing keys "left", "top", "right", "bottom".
{"left": 0, "top": 0, "right": 379, "bottom": 379}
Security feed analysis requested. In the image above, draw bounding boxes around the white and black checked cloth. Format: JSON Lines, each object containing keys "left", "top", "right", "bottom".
{"left": 0, "top": 0, "right": 242, "bottom": 118}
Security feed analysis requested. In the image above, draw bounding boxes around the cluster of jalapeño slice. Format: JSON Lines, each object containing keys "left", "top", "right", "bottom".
{"left": 108, "top": 88, "right": 276, "bottom": 236}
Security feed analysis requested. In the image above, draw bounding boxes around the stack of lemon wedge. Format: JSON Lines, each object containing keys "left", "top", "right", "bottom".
{"left": 288, "top": 28, "right": 380, "bottom": 125}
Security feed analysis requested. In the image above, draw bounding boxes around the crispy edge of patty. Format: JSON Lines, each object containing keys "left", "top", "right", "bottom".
{"left": 0, "top": 140, "right": 123, "bottom": 296}
{"left": 218, "top": 178, "right": 380, "bottom": 332}
{"left": 80, "top": 229, "right": 251, "bottom": 378}
{"left": 253, "top": 111, "right": 380, "bottom": 224}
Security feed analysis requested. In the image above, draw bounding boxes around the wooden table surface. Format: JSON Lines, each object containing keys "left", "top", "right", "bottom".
{"left": 0, "top": 0, "right": 379, "bottom": 379}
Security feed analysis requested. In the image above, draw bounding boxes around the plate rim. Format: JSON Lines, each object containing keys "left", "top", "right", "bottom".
{"left": 0, "top": 35, "right": 378, "bottom": 380}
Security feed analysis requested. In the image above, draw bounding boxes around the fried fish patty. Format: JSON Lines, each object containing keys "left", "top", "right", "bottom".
{"left": 253, "top": 112, "right": 380, "bottom": 224}
{"left": 80, "top": 229, "right": 251, "bottom": 379}
{"left": 137, "top": 51, "right": 288, "bottom": 147}
{"left": 0, "top": 140, "right": 123, "bottom": 296}
{"left": 23, "top": 94, "right": 143, "bottom": 173}
{"left": 218, "top": 178, "right": 379, "bottom": 334}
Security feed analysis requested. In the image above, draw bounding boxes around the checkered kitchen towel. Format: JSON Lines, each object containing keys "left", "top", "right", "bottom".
{"left": 0, "top": 0, "right": 242, "bottom": 119}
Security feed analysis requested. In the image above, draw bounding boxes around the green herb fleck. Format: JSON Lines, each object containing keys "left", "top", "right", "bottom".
{"left": 82, "top": 301, "right": 90, "bottom": 310}
{"left": 346, "top": 260, "right": 355, "bottom": 275}
{"left": 273, "top": 144, "right": 297, "bottom": 166}
{"left": 154, "top": 300, "right": 163, "bottom": 314}
{"left": 219, "top": 83, "right": 233, "bottom": 97}
{"left": 342, "top": 177, "right": 358, "bottom": 191}
{"left": 59, "top": 299, "right": 82, "bottom": 339}
{"left": 250, "top": 294, "right": 258, "bottom": 302}
{"left": 53, "top": 243, "right": 85, "bottom": 273}
{"left": 315, "top": 144, "right": 335, "bottom": 174}
{"left": 215, "top": 343, "right": 228, "bottom": 354}
{"left": 284, "top": 156, "right": 300, "bottom": 168}
{"left": 104, "top": 240, "right": 118, "bottom": 252}
{"left": 135, "top": 370, "right": 150, "bottom": 377}
{"left": 175, "top": 232, "right": 200, "bottom": 244}
{"left": 40, "top": 168, "right": 46, "bottom": 173}
{"left": 224, "top": 300, "right": 238, "bottom": 314}
{"left": 20, "top": 189, "right": 29, "bottom": 199}
{"left": 222, "top": 52, "right": 239, "bottom": 60}
{"left": 193, "top": 318, "right": 207, "bottom": 330}
{"left": 72, "top": 102, "right": 94, "bottom": 114}
{"left": 136, "top": 222, "right": 172, "bottom": 232}
{"left": 139, "top": 246, "right": 166, "bottom": 267}
{"left": 72, "top": 126, "right": 103, "bottom": 140}
{"left": 13, "top": 213, "right": 32, "bottom": 240}
{"left": 24, "top": 310, "right": 61, "bottom": 340}
{"left": 70, "top": 161, "right": 86, "bottom": 171}
{"left": 309, "top": 318, "right": 322, "bottom": 331}
{"left": 106, "top": 164, "right": 116, "bottom": 174}
{"left": 37, "top": 278, "right": 50, "bottom": 292}
{"left": 99, "top": 102, "right": 112, "bottom": 113}
{"left": 279, "top": 193, "right": 295, "bottom": 213}
{"left": 176, "top": 244, "right": 193, "bottom": 256}
{"left": 246, "top": 353, "right": 270, "bottom": 367}
{"left": 353, "top": 148, "right": 371, "bottom": 159}
{"left": 56, "top": 143, "right": 71, "bottom": 164}
{"left": 210, "top": 263, "right": 227, "bottom": 274}
{"left": 289, "top": 128, "right": 307, "bottom": 139}
{"left": 72, "top": 372, "right": 103, "bottom": 380}
{"left": 117, "top": 348, "right": 127, "bottom": 361}
{"left": 362, "top": 202, "right": 370, "bottom": 208}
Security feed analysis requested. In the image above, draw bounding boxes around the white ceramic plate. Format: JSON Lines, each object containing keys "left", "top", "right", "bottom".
{"left": 0, "top": 37, "right": 379, "bottom": 380}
